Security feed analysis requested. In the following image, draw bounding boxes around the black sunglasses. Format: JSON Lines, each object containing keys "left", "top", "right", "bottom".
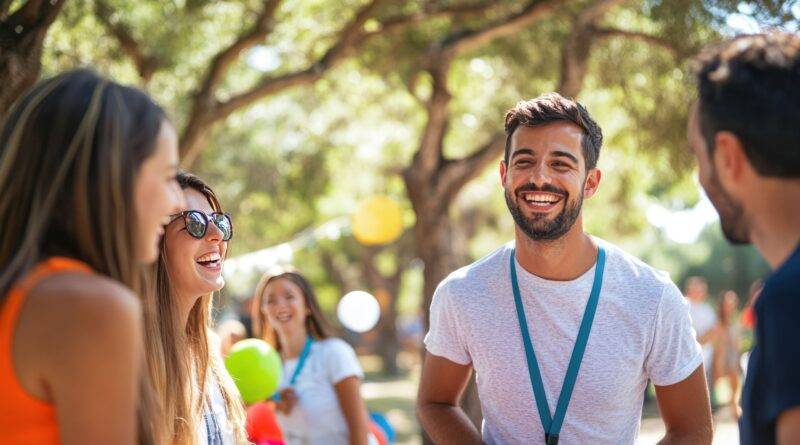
{"left": 170, "top": 211, "right": 233, "bottom": 241}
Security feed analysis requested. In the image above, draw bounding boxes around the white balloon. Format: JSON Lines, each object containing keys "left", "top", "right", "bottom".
{"left": 337, "top": 291, "right": 381, "bottom": 333}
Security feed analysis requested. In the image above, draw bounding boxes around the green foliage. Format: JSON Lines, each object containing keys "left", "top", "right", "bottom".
{"left": 37, "top": 0, "right": 786, "bottom": 314}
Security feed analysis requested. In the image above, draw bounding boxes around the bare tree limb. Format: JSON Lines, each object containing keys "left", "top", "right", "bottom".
{"left": 94, "top": 0, "right": 160, "bottom": 83}
{"left": 557, "top": 0, "right": 626, "bottom": 97}
{"left": 6, "top": 0, "right": 63, "bottom": 28}
{"left": 438, "top": 134, "right": 505, "bottom": 203}
{"left": 0, "top": 0, "right": 66, "bottom": 112}
{"left": 15, "top": 0, "right": 44, "bottom": 23}
{"left": 197, "top": 0, "right": 282, "bottom": 101}
{"left": 406, "top": 0, "right": 564, "bottom": 190}
{"left": 593, "top": 26, "right": 680, "bottom": 56}
{"left": 0, "top": 0, "right": 14, "bottom": 21}
{"left": 362, "top": 0, "right": 497, "bottom": 39}
{"left": 441, "top": 0, "right": 567, "bottom": 60}
{"left": 179, "top": 0, "right": 384, "bottom": 166}
{"left": 215, "top": 0, "right": 381, "bottom": 118}
{"left": 320, "top": 249, "right": 354, "bottom": 294}
{"left": 406, "top": 62, "right": 452, "bottom": 181}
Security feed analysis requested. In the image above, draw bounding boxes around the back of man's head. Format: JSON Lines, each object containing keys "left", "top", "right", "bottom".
{"left": 694, "top": 31, "right": 800, "bottom": 178}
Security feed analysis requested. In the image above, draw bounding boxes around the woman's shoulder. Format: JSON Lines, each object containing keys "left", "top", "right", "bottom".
{"left": 15, "top": 273, "right": 142, "bottom": 395}
{"left": 313, "top": 337, "right": 363, "bottom": 382}
{"left": 313, "top": 337, "right": 360, "bottom": 367}
{"left": 315, "top": 337, "right": 355, "bottom": 354}
{"left": 27, "top": 273, "right": 140, "bottom": 335}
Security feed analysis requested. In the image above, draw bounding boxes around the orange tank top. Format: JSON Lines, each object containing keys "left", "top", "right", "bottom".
{"left": 0, "top": 257, "right": 93, "bottom": 444}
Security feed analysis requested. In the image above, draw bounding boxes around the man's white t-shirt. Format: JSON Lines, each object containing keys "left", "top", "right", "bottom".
{"left": 424, "top": 239, "right": 703, "bottom": 444}
{"left": 688, "top": 300, "right": 717, "bottom": 372}
{"left": 276, "top": 337, "right": 364, "bottom": 445}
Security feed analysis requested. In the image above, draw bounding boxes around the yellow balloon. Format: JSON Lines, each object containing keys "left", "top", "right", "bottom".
{"left": 352, "top": 196, "right": 403, "bottom": 246}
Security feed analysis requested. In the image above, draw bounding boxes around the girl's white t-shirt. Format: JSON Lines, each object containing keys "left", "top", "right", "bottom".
{"left": 276, "top": 337, "right": 364, "bottom": 445}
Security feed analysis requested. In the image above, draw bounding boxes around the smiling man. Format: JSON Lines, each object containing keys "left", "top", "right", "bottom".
{"left": 417, "top": 93, "right": 712, "bottom": 444}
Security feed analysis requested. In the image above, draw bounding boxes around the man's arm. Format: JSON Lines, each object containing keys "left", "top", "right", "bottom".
{"left": 416, "top": 352, "right": 482, "bottom": 445}
{"left": 655, "top": 365, "right": 713, "bottom": 445}
{"left": 777, "top": 407, "right": 800, "bottom": 444}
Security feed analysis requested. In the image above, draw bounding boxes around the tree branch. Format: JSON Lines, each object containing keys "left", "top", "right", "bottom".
{"left": 0, "top": 0, "right": 14, "bottom": 21}
{"left": 320, "top": 249, "right": 354, "bottom": 294}
{"left": 94, "top": 0, "right": 160, "bottom": 83}
{"left": 197, "top": 0, "right": 282, "bottom": 101}
{"left": 557, "top": 0, "right": 626, "bottom": 97}
{"left": 406, "top": 62, "right": 452, "bottom": 182}
{"left": 441, "top": 0, "right": 567, "bottom": 60}
{"left": 214, "top": 0, "right": 382, "bottom": 120}
{"left": 15, "top": 0, "right": 44, "bottom": 23}
{"left": 406, "top": 0, "right": 563, "bottom": 188}
{"left": 593, "top": 26, "right": 680, "bottom": 57}
{"left": 179, "top": 0, "right": 509, "bottom": 167}
{"left": 6, "top": 0, "right": 63, "bottom": 28}
{"left": 438, "top": 134, "right": 505, "bottom": 203}
{"left": 362, "top": 0, "right": 497, "bottom": 39}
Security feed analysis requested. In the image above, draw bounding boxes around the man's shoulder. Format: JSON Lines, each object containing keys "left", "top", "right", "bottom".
{"left": 438, "top": 242, "right": 512, "bottom": 295}
{"left": 763, "top": 245, "right": 800, "bottom": 297}
{"left": 758, "top": 248, "right": 800, "bottom": 318}
{"left": 597, "top": 237, "right": 674, "bottom": 288}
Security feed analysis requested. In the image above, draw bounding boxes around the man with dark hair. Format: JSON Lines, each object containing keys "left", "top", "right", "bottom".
{"left": 688, "top": 32, "right": 800, "bottom": 445}
{"left": 417, "top": 92, "right": 712, "bottom": 444}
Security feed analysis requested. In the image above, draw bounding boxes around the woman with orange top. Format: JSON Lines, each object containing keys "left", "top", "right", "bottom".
{"left": 0, "top": 69, "right": 184, "bottom": 444}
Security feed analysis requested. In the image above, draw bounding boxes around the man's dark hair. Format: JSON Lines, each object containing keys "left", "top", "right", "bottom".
{"left": 695, "top": 31, "right": 800, "bottom": 177}
{"left": 503, "top": 92, "right": 603, "bottom": 170}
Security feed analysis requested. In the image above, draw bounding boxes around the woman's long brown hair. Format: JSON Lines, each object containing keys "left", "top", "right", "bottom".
{"left": 0, "top": 68, "right": 166, "bottom": 444}
{"left": 144, "top": 172, "right": 247, "bottom": 444}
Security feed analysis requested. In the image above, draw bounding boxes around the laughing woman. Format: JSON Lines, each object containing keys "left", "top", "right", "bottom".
{"left": 144, "top": 172, "right": 247, "bottom": 444}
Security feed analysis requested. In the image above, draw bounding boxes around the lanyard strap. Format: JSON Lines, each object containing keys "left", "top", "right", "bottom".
{"left": 509, "top": 247, "right": 606, "bottom": 445}
{"left": 271, "top": 336, "right": 314, "bottom": 402}
{"left": 289, "top": 336, "right": 314, "bottom": 386}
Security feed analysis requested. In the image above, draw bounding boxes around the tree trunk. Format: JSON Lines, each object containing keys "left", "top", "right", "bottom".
{"left": 409, "top": 198, "right": 484, "bottom": 443}
{"left": 361, "top": 246, "right": 407, "bottom": 376}
{"left": 0, "top": 0, "right": 65, "bottom": 113}
{"left": 376, "top": 290, "right": 401, "bottom": 376}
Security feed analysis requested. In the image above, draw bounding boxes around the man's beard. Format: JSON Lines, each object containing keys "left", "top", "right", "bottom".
{"left": 703, "top": 167, "right": 749, "bottom": 244}
{"left": 504, "top": 182, "right": 583, "bottom": 241}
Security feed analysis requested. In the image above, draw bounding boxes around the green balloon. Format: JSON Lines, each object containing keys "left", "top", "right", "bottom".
{"left": 225, "top": 338, "right": 282, "bottom": 404}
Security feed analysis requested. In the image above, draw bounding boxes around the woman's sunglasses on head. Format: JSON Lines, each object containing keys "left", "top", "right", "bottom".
{"left": 170, "top": 211, "right": 233, "bottom": 241}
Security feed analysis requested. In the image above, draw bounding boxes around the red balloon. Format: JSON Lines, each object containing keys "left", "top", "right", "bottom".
{"left": 246, "top": 402, "right": 283, "bottom": 443}
{"left": 369, "top": 420, "right": 388, "bottom": 445}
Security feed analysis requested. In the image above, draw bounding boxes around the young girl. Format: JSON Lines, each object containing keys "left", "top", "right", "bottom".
{"left": 146, "top": 172, "right": 247, "bottom": 444}
{"left": 0, "top": 69, "right": 183, "bottom": 444}
{"left": 252, "top": 270, "right": 371, "bottom": 445}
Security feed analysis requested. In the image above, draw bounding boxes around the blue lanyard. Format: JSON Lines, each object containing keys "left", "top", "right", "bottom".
{"left": 272, "top": 336, "right": 313, "bottom": 401}
{"left": 289, "top": 336, "right": 314, "bottom": 386}
{"left": 509, "top": 247, "right": 606, "bottom": 445}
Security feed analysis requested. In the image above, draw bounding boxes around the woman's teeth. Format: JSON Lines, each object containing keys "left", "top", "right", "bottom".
{"left": 196, "top": 252, "right": 222, "bottom": 267}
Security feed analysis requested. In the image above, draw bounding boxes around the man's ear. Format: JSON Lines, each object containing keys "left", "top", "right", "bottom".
{"left": 499, "top": 160, "right": 507, "bottom": 187}
{"left": 712, "top": 131, "right": 749, "bottom": 192}
{"left": 583, "top": 168, "right": 602, "bottom": 199}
